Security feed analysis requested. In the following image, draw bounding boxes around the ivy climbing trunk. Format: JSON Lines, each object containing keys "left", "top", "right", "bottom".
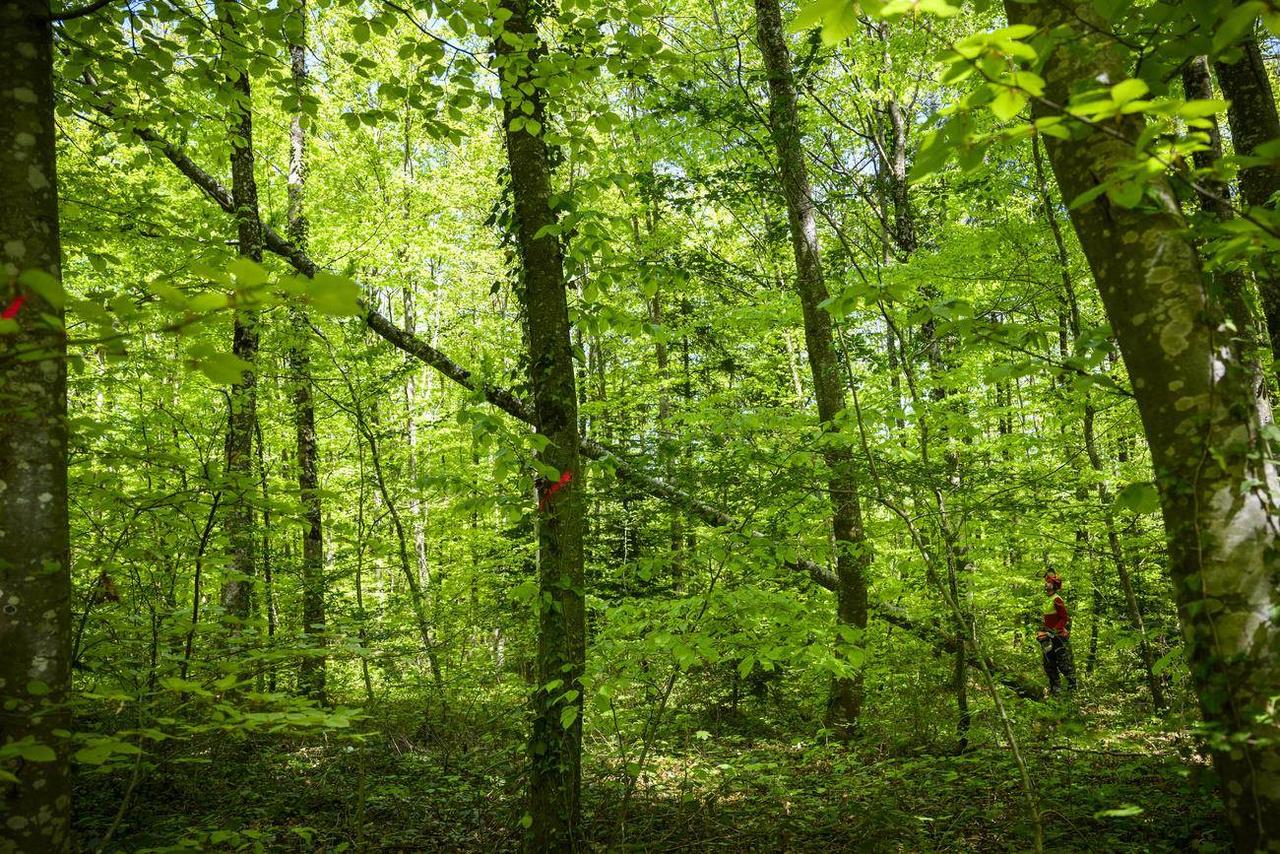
{"left": 755, "top": 0, "right": 870, "bottom": 734}
{"left": 0, "top": 0, "right": 71, "bottom": 848}
{"left": 286, "top": 0, "right": 326, "bottom": 702}
{"left": 1009, "top": 0, "right": 1280, "bottom": 846}
{"left": 216, "top": 0, "right": 261, "bottom": 627}
{"left": 495, "top": 0, "right": 587, "bottom": 848}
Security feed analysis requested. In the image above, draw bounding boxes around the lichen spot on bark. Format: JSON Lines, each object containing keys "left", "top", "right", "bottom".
{"left": 11, "top": 87, "right": 37, "bottom": 104}
{"left": 1160, "top": 308, "right": 1194, "bottom": 357}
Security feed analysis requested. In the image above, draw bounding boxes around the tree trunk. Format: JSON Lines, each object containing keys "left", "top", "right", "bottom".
{"left": 755, "top": 0, "right": 870, "bottom": 735}
{"left": 216, "top": 0, "right": 261, "bottom": 626}
{"left": 1010, "top": 1, "right": 1280, "bottom": 845}
{"left": 1214, "top": 31, "right": 1280, "bottom": 370}
{"left": 495, "top": 1, "right": 587, "bottom": 847}
{"left": 0, "top": 0, "right": 71, "bottom": 847}
{"left": 1182, "top": 55, "right": 1266, "bottom": 393}
{"left": 285, "top": 0, "right": 326, "bottom": 702}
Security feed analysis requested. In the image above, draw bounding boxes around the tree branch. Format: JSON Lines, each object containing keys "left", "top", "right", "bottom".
{"left": 93, "top": 108, "right": 1043, "bottom": 701}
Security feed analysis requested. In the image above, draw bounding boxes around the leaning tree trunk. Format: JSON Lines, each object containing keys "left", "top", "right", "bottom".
{"left": 1009, "top": 1, "right": 1280, "bottom": 847}
{"left": 285, "top": 0, "right": 326, "bottom": 703}
{"left": 755, "top": 0, "right": 871, "bottom": 734}
{"left": 495, "top": 1, "right": 587, "bottom": 848}
{"left": 0, "top": 0, "right": 71, "bottom": 848}
{"left": 216, "top": 0, "right": 261, "bottom": 626}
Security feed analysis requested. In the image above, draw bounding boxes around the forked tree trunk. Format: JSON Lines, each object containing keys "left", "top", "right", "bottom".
{"left": 0, "top": 0, "right": 71, "bottom": 847}
{"left": 1009, "top": 1, "right": 1280, "bottom": 846}
{"left": 755, "top": 0, "right": 871, "bottom": 735}
{"left": 495, "top": 1, "right": 587, "bottom": 848}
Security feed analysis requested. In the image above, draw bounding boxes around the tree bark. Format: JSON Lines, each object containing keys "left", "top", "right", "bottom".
{"left": 0, "top": 0, "right": 71, "bottom": 848}
{"left": 286, "top": 0, "right": 326, "bottom": 703}
{"left": 1215, "top": 31, "right": 1280, "bottom": 369}
{"left": 495, "top": 1, "right": 586, "bottom": 847}
{"left": 1181, "top": 55, "right": 1266, "bottom": 392}
{"left": 1010, "top": 1, "right": 1280, "bottom": 846}
{"left": 755, "top": 0, "right": 871, "bottom": 735}
{"left": 216, "top": 0, "right": 261, "bottom": 626}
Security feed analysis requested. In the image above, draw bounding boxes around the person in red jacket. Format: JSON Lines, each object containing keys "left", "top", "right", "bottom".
{"left": 1037, "top": 571, "right": 1077, "bottom": 695}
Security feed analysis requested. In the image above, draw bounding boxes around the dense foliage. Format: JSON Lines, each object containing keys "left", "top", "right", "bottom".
{"left": 3, "top": 0, "right": 1280, "bottom": 850}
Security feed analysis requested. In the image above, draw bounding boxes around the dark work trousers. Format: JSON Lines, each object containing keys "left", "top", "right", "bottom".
{"left": 1042, "top": 634, "right": 1078, "bottom": 694}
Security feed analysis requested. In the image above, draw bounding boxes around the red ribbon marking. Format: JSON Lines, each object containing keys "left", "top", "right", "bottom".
{"left": 1, "top": 296, "right": 25, "bottom": 320}
{"left": 538, "top": 470, "right": 573, "bottom": 512}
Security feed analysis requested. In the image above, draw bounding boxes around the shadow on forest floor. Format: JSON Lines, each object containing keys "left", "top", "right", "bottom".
{"left": 71, "top": 700, "right": 1225, "bottom": 853}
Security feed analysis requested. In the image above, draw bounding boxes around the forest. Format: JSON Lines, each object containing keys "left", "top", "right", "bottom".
{"left": 3, "top": 0, "right": 1280, "bottom": 850}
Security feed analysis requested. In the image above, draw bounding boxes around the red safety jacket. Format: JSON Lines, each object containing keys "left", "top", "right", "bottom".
{"left": 1042, "top": 594, "right": 1070, "bottom": 638}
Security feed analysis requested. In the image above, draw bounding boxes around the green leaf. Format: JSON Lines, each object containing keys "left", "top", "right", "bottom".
{"left": 18, "top": 268, "right": 64, "bottom": 310}
{"left": 227, "top": 257, "right": 270, "bottom": 288}
{"left": 1109, "top": 78, "right": 1148, "bottom": 106}
{"left": 1069, "top": 182, "right": 1109, "bottom": 209}
{"left": 1115, "top": 482, "right": 1160, "bottom": 515}
{"left": 1106, "top": 179, "right": 1144, "bottom": 208}
{"left": 1213, "top": 1, "right": 1265, "bottom": 53}
{"left": 1094, "top": 804, "right": 1145, "bottom": 818}
{"left": 790, "top": 0, "right": 843, "bottom": 33}
{"left": 1152, "top": 646, "right": 1183, "bottom": 676}
{"left": 559, "top": 704, "right": 579, "bottom": 730}
{"left": 2, "top": 738, "right": 56, "bottom": 762}
{"left": 990, "top": 87, "right": 1027, "bottom": 121}
{"left": 74, "top": 744, "right": 115, "bottom": 765}
{"left": 308, "top": 272, "right": 362, "bottom": 316}
{"left": 1178, "top": 99, "right": 1229, "bottom": 120}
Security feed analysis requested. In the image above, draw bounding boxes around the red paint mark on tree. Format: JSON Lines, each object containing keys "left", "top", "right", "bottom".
{"left": 538, "top": 470, "right": 573, "bottom": 512}
{"left": 1, "top": 296, "right": 24, "bottom": 319}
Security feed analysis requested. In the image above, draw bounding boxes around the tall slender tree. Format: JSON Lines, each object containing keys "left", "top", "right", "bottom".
{"left": 495, "top": 0, "right": 586, "bottom": 847}
{"left": 216, "top": 0, "right": 263, "bottom": 626}
{"left": 285, "top": 0, "right": 326, "bottom": 702}
{"left": 0, "top": 0, "right": 71, "bottom": 848}
{"left": 755, "top": 0, "right": 871, "bottom": 733}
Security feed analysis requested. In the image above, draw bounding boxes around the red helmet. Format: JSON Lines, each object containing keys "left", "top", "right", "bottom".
{"left": 1043, "top": 572, "right": 1062, "bottom": 591}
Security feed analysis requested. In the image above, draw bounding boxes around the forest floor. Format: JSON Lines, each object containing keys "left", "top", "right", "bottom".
{"left": 72, "top": 692, "right": 1224, "bottom": 853}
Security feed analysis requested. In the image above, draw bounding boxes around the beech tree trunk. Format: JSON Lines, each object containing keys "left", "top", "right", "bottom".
{"left": 0, "top": 0, "right": 71, "bottom": 848}
{"left": 496, "top": 1, "right": 587, "bottom": 847}
{"left": 1009, "top": 1, "right": 1280, "bottom": 847}
{"left": 755, "top": 0, "right": 871, "bottom": 734}
{"left": 286, "top": 0, "right": 326, "bottom": 703}
{"left": 216, "top": 0, "right": 261, "bottom": 625}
